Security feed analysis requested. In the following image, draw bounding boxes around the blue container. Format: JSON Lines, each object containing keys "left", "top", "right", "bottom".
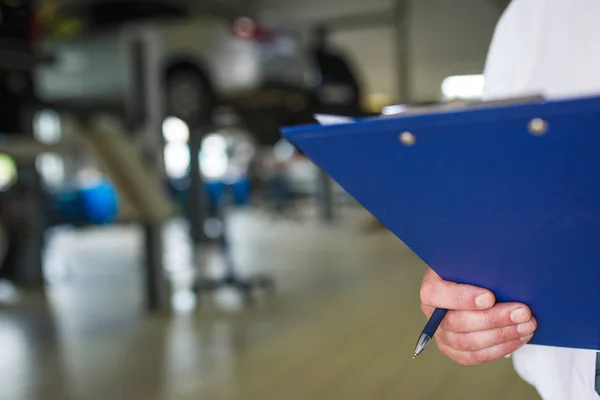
{"left": 79, "top": 179, "right": 119, "bottom": 225}
{"left": 205, "top": 180, "right": 227, "bottom": 206}
{"left": 56, "top": 190, "right": 86, "bottom": 224}
{"left": 55, "top": 178, "right": 119, "bottom": 225}
{"left": 230, "top": 177, "right": 251, "bottom": 206}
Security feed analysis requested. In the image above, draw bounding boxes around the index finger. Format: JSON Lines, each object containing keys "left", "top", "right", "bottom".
{"left": 420, "top": 269, "right": 495, "bottom": 311}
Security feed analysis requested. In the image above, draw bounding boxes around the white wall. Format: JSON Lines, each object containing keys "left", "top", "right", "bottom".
{"left": 410, "top": 0, "right": 500, "bottom": 101}
{"left": 258, "top": 0, "right": 502, "bottom": 103}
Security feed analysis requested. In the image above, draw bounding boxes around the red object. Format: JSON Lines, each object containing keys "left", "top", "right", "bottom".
{"left": 232, "top": 17, "right": 274, "bottom": 43}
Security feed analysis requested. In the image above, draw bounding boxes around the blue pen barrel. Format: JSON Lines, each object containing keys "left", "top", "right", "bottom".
{"left": 423, "top": 308, "right": 449, "bottom": 338}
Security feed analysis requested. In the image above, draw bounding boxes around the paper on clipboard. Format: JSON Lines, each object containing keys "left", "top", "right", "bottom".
{"left": 314, "top": 114, "right": 355, "bottom": 126}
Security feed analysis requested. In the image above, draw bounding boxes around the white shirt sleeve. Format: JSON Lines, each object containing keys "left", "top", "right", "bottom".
{"left": 481, "top": 0, "right": 546, "bottom": 101}
{"left": 480, "top": 1, "right": 600, "bottom": 399}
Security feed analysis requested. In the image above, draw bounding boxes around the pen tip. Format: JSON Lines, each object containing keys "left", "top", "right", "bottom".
{"left": 412, "top": 355, "right": 417, "bottom": 360}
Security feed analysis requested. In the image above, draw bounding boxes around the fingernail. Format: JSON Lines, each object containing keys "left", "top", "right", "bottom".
{"left": 475, "top": 293, "right": 493, "bottom": 308}
{"left": 520, "top": 333, "right": 534, "bottom": 342}
{"left": 511, "top": 308, "right": 530, "bottom": 324}
{"left": 517, "top": 322, "right": 535, "bottom": 335}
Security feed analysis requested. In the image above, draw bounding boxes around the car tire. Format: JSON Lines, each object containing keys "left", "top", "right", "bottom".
{"left": 165, "top": 65, "right": 216, "bottom": 129}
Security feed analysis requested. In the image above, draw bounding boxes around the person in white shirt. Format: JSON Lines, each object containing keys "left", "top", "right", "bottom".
{"left": 419, "top": 1, "right": 600, "bottom": 399}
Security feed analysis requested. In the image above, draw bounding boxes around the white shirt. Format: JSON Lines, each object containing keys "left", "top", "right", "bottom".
{"left": 482, "top": 0, "right": 600, "bottom": 399}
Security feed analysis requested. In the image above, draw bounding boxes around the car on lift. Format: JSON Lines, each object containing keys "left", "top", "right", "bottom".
{"left": 33, "top": 0, "right": 315, "bottom": 135}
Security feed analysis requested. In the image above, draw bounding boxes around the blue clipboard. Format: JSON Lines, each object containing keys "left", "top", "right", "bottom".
{"left": 281, "top": 94, "right": 600, "bottom": 351}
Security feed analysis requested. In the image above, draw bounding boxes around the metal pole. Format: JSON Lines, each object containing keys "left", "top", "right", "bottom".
{"left": 127, "top": 26, "right": 172, "bottom": 311}
{"left": 394, "top": 0, "right": 411, "bottom": 104}
{"left": 142, "top": 221, "right": 171, "bottom": 310}
{"left": 317, "top": 170, "right": 334, "bottom": 223}
{"left": 314, "top": 25, "right": 336, "bottom": 224}
{"left": 14, "top": 163, "right": 45, "bottom": 288}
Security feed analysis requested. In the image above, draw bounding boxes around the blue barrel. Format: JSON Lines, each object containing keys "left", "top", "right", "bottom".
{"left": 79, "top": 179, "right": 119, "bottom": 225}
{"left": 56, "top": 178, "right": 119, "bottom": 225}
{"left": 205, "top": 180, "right": 227, "bottom": 207}
{"left": 230, "top": 176, "right": 251, "bottom": 206}
{"left": 56, "top": 190, "right": 86, "bottom": 224}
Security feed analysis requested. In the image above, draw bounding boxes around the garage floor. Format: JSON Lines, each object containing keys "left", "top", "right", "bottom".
{"left": 0, "top": 208, "right": 539, "bottom": 399}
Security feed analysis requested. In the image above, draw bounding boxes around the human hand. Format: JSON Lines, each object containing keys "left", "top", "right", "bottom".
{"left": 420, "top": 268, "right": 536, "bottom": 366}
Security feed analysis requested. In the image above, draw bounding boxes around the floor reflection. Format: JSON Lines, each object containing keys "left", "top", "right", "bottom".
{"left": 0, "top": 209, "right": 538, "bottom": 399}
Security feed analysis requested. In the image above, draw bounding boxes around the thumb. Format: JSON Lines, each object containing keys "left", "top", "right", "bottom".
{"left": 420, "top": 268, "right": 495, "bottom": 311}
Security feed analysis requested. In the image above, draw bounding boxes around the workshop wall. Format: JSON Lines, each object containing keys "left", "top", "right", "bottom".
{"left": 258, "top": 0, "right": 502, "bottom": 103}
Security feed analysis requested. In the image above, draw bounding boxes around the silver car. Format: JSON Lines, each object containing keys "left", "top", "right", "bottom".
{"left": 34, "top": 0, "right": 313, "bottom": 128}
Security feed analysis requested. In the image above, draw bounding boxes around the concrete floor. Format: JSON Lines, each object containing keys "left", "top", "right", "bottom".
{"left": 0, "top": 208, "right": 540, "bottom": 400}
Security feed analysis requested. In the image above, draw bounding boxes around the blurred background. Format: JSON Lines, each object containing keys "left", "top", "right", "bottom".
{"left": 0, "top": 0, "right": 539, "bottom": 399}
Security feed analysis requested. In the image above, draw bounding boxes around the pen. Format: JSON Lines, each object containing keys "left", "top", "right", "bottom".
{"left": 413, "top": 308, "right": 448, "bottom": 359}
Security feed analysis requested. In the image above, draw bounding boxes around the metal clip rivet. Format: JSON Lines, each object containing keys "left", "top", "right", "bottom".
{"left": 528, "top": 118, "right": 549, "bottom": 136}
{"left": 400, "top": 131, "right": 416, "bottom": 146}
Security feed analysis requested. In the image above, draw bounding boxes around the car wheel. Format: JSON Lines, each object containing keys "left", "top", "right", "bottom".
{"left": 165, "top": 66, "right": 215, "bottom": 129}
